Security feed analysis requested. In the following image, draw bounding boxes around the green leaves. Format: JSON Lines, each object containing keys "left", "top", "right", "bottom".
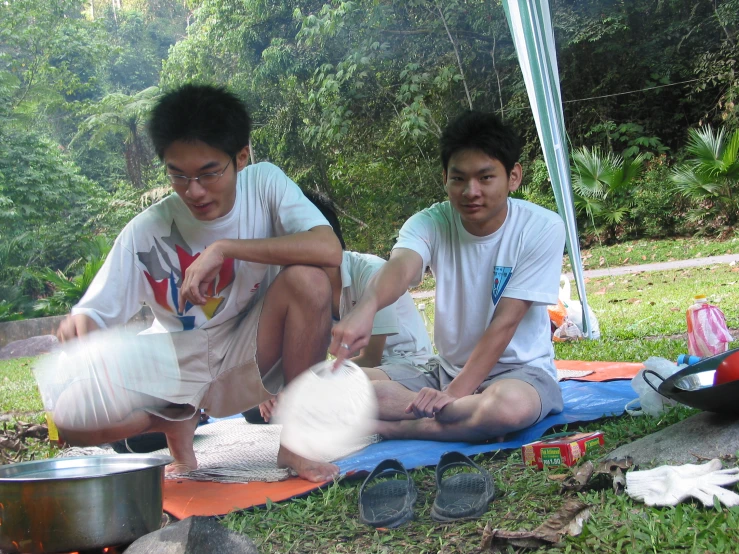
{"left": 671, "top": 126, "right": 739, "bottom": 226}
{"left": 571, "top": 146, "right": 645, "bottom": 234}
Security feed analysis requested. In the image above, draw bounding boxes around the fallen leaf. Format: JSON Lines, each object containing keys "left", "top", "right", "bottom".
{"left": 641, "top": 255, "right": 647, "bottom": 260}
{"left": 594, "top": 288, "right": 607, "bottom": 295}
{"left": 626, "top": 247, "right": 633, "bottom": 252}
{"left": 622, "top": 258, "right": 630, "bottom": 264}
{"left": 599, "top": 256, "right": 605, "bottom": 266}
{"left": 482, "top": 500, "right": 591, "bottom": 550}
{"left": 561, "top": 461, "right": 595, "bottom": 493}
{"left": 670, "top": 307, "right": 680, "bottom": 312}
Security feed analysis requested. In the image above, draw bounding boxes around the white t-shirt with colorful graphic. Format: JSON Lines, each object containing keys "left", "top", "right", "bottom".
{"left": 339, "top": 251, "right": 432, "bottom": 365}
{"left": 394, "top": 198, "right": 565, "bottom": 381}
{"left": 72, "top": 162, "right": 329, "bottom": 332}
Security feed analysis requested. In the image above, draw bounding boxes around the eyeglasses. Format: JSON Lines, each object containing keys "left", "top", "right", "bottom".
{"left": 166, "top": 159, "right": 232, "bottom": 187}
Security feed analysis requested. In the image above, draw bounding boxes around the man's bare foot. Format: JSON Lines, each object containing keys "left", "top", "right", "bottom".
{"left": 277, "top": 445, "right": 339, "bottom": 482}
{"left": 158, "top": 412, "right": 200, "bottom": 474}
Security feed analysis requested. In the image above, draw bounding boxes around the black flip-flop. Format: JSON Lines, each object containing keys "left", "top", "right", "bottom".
{"left": 359, "top": 459, "right": 417, "bottom": 528}
{"left": 431, "top": 451, "right": 495, "bottom": 522}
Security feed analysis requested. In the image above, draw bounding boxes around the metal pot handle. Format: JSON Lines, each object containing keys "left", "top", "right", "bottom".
{"left": 642, "top": 369, "right": 666, "bottom": 394}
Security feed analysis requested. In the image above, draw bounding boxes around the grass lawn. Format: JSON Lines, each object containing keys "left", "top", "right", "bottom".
{"left": 2, "top": 238, "right": 739, "bottom": 552}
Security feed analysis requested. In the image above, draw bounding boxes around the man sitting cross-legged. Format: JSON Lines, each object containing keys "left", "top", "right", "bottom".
{"left": 330, "top": 111, "right": 566, "bottom": 443}
{"left": 255, "top": 190, "right": 433, "bottom": 423}
{"left": 54, "top": 84, "right": 342, "bottom": 482}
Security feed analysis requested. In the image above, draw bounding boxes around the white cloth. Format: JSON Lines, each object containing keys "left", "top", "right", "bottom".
{"left": 394, "top": 198, "right": 565, "bottom": 380}
{"left": 72, "top": 163, "right": 329, "bottom": 332}
{"left": 626, "top": 459, "right": 739, "bottom": 507}
{"left": 339, "top": 251, "right": 432, "bottom": 365}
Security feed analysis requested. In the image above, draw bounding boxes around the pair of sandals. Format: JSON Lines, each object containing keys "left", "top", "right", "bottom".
{"left": 358, "top": 451, "right": 495, "bottom": 528}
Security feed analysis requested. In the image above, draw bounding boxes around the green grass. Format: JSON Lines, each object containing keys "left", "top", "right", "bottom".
{"left": 2, "top": 237, "right": 739, "bottom": 553}
{"left": 221, "top": 406, "right": 739, "bottom": 554}
{"left": 562, "top": 235, "right": 739, "bottom": 273}
{"left": 0, "top": 356, "right": 44, "bottom": 415}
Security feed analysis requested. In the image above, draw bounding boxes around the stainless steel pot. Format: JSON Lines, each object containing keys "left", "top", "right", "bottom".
{"left": 0, "top": 454, "right": 173, "bottom": 554}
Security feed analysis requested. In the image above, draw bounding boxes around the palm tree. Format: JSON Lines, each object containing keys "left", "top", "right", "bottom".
{"left": 571, "top": 146, "right": 646, "bottom": 233}
{"left": 72, "top": 86, "right": 160, "bottom": 188}
{"left": 671, "top": 126, "right": 739, "bottom": 227}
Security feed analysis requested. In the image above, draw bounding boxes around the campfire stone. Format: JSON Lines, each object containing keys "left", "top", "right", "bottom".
{"left": 0, "top": 335, "right": 57, "bottom": 360}
{"left": 125, "top": 516, "right": 258, "bottom": 554}
{"left": 607, "top": 411, "right": 739, "bottom": 466}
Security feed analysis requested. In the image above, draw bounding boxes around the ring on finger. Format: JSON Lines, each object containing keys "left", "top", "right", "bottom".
{"left": 340, "top": 343, "right": 350, "bottom": 349}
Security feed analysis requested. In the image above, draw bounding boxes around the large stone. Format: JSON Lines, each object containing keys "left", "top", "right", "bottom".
{"left": 607, "top": 412, "right": 739, "bottom": 466}
{"left": 124, "top": 516, "right": 258, "bottom": 554}
{"left": 0, "top": 335, "right": 57, "bottom": 360}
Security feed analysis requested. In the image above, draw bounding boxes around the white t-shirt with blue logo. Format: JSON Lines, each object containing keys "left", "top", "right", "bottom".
{"left": 394, "top": 198, "right": 565, "bottom": 381}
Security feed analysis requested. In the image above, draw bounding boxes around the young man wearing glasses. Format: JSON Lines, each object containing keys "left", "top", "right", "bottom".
{"left": 55, "top": 84, "right": 343, "bottom": 481}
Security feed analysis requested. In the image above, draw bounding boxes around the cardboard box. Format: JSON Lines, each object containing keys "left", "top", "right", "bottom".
{"left": 522, "top": 431, "right": 604, "bottom": 469}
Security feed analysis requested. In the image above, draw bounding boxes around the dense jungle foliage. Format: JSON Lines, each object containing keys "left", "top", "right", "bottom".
{"left": 1, "top": 0, "right": 738, "bottom": 319}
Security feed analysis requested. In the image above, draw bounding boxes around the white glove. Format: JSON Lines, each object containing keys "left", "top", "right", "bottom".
{"left": 626, "top": 459, "right": 739, "bottom": 507}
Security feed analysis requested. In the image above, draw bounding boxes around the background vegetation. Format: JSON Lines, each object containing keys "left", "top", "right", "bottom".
{"left": 1, "top": 0, "right": 738, "bottom": 318}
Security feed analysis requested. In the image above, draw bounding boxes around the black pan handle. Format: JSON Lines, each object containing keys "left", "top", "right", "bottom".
{"left": 642, "top": 369, "right": 666, "bottom": 394}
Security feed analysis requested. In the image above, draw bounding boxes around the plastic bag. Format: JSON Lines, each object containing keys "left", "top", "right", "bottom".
{"left": 624, "top": 357, "right": 681, "bottom": 416}
{"left": 34, "top": 329, "right": 180, "bottom": 432}
{"left": 686, "top": 296, "right": 732, "bottom": 357}
{"left": 547, "top": 299, "right": 568, "bottom": 329}
{"left": 275, "top": 359, "right": 378, "bottom": 461}
{"left": 560, "top": 275, "right": 601, "bottom": 339}
{"left": 552, "top": 319, "right": 584, "bottom": 342}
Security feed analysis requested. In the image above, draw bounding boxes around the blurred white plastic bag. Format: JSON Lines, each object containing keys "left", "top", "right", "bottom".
{"left": 625, "top": 356, "right": 681, "bottom": 416}
{"left": 34, "top": 329, "right": 180, "bottom": 431}
{"left": 560, "top": 275, "right": 601, "bottom": 339}
{"left": 276, "top": 359, "right": 378, "bottom": 461}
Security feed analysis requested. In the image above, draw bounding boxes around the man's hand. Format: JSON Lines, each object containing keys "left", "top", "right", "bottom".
{"left": 259, "top": 395, "right": 278, "bottom": 423}
{"left": 329, "top": 301, "right": 377, "bottom": 366}
{"left": 406, "top": 388, "right": 457, "bottom": 419}
{"left": 179, "top": 242, "right": 226, "bottom": 307}
{"left": 56, "top": 313, "right": 99, "bottom": 342}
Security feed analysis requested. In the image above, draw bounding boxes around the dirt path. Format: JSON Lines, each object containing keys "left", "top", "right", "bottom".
{"left": 411, "top": 253, "right": 739, "bottom": 299}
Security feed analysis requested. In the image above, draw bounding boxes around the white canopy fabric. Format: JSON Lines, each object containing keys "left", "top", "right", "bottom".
{"left": 502, "top": 0, "right": 595, "bottom": 337}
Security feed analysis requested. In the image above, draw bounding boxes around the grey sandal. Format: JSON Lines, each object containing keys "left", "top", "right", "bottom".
{"left": 431, "top": 451, "right": 495, "bottom": 522}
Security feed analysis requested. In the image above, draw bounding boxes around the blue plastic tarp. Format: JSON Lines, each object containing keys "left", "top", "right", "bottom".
{"left": 336, "top": 380, "right": 636, "bottom": 474}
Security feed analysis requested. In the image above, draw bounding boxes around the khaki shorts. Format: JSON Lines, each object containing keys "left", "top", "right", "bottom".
{"left": 378, "top": 357, "right": 563, "bottom": 424}
{"left": 149, "top": 296, "right": 282, "bottom": 420}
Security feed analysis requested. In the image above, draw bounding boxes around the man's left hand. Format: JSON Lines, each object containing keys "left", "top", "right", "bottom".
{"left": 178, "top": 243, "right": 226, "bottom": 307}
{"left": 406, "top": 388, "right": 457, "bottom": 419}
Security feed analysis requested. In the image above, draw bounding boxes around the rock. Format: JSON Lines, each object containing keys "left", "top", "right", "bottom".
{"left": 125, "top": 516, "right": 258, "bottom": 554}
{"left": 607, "top": 412, "right": 739, "bottom": 466}
{"left": 0, "top": 335, "right": 57, "bottom": 360}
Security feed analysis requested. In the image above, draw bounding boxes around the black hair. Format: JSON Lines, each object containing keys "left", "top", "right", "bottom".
{"left": 148, "top": 84, "right": 251, "bottom": 160}
{"left": 440, "top": 111, "right": 522, "bottom": 176}
{"left": 303, "top": 189, "right": 346, "bottom": 250}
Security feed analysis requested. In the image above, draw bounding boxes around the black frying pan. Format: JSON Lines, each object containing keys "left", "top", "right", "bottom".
{"left": 642, "top": 347, "right": 739, "bottom": 416}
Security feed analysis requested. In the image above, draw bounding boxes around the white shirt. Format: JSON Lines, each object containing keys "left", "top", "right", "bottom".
{"left": 394, "top": 198, "right": 565, "bottom": 380}
{"left": 339, "top": 251, "right": 432, "bottom": 365}
{"left": 73, "top": 162, "right": 329, "bottom": 332}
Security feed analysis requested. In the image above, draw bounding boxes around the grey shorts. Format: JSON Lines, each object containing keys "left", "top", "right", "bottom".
{"left": 378, "top": 358, "right": 564, "bottom": 424}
